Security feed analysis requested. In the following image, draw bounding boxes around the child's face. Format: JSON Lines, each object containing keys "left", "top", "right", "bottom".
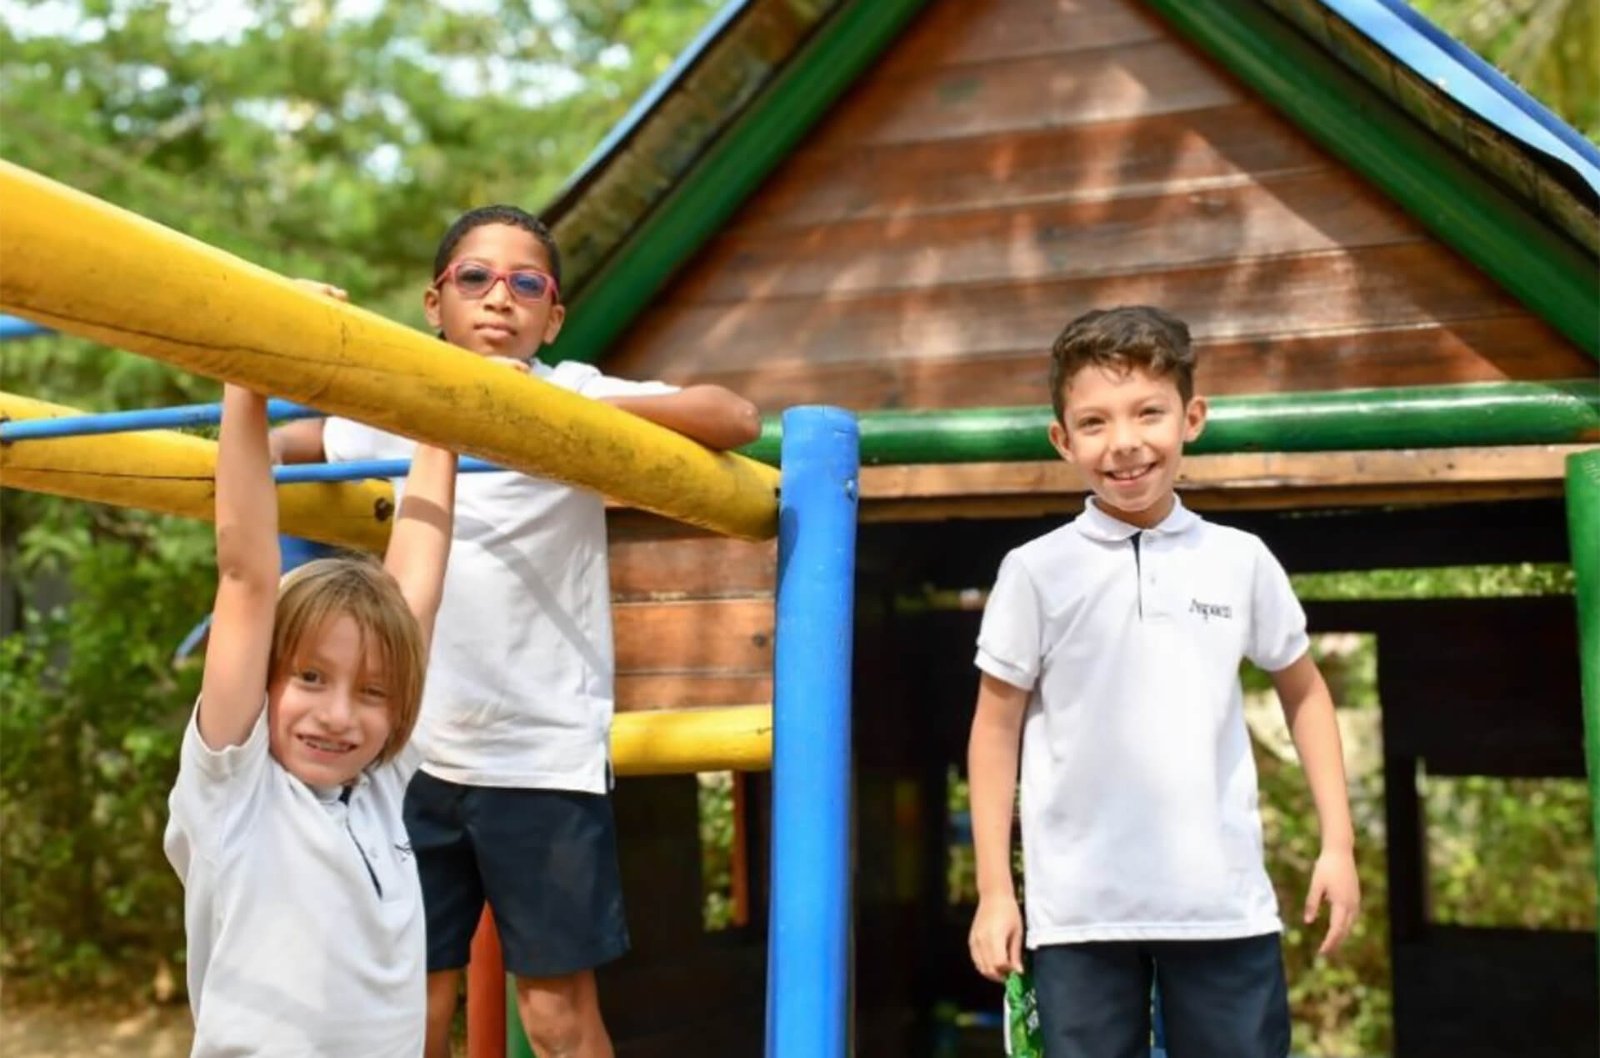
{"left": 267, "top": 613, "right": 395, "bottom": 787}
{"left": 424, "top": 223, "right": 565, "bottom": 361}
{"left": 1048, "top": 363, "right": 1206, "bottom": 529}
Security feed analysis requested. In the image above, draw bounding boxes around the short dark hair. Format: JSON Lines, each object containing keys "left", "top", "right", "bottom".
{"left": 1049, "top": 306, "right": 1195, "bottom": 422}
{"left": 432, "top": 204, "right": 562, "bottom": 290}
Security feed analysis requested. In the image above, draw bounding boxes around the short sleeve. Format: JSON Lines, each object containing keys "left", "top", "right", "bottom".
{"left": 974, "top": 552, "right": 1043, "bottom": 691}
{"left": 168, "top": 702, "right": 271, "bottom": 858}
{"left": 1246, "top": 540, "right": 1310, "bottom": 672}
{"left": 552, "top": 360, "right": 680, "bottom": 401}
{"left": 323, "top": 417, "right": 384, "bottom": 463}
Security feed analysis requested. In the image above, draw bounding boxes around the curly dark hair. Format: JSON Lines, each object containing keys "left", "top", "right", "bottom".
{"left": 432, "top": 204, "right": 562, "bottom": 290}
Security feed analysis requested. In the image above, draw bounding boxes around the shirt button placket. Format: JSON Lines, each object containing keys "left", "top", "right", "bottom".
{"left": 1144, "top": 540, "right": 1168, "bottom": 619}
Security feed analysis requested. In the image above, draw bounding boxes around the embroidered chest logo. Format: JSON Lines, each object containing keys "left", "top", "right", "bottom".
{"left": 1190, "top": 599, "right": 1234, "bottom": 621}
{"left": 395, "top": 841, "right": 413, "bottom": 863}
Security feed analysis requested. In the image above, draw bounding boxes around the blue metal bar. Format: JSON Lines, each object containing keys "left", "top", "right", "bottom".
{"left": 767, "top": 406, "right": 859, "bottom": 1058}
{"left": 273, "top": 456, "right": 500, "bottom": 484}
{"left": 0, "top": 398, "right": 502, "bottom": 481}
{"left": 0, "top": 314, "right": 51, "bottom": 341}
{"left": 1333, "top": 0, "right": 1600, "bottom": 189}
{"left": 1, "top": 398, "right": 319, "bottom": 441}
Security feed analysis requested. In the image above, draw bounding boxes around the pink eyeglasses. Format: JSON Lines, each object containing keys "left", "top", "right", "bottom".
{"left": 432, "top": 261, "right": 560, "bottom": 305}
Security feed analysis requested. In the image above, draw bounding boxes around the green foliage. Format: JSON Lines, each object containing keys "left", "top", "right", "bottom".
{"left": 1292, "top": 563, "right": 1575, "bottom": 602}
{"left": 1412, "top": 0, "right": 1600, "bottom": 142}
{"left": 698, "top": 770, "right": 736, "bottom": 931}
{"left": 0, "top": 0, "right": 721, "bottom": 323}
{"left": 0, "top": 0, "right": 724, "bottom": 996}
{"left": 1425, "top": 774, "right": 1596, "bottom": 931}
{"left": 1262, "top": 749, "right": 1395, "bottom": 1056}
{"left": 0, "top": 507, "right": 212, "bottom": 997}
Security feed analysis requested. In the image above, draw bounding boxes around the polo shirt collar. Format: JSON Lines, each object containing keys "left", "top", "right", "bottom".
{"left": 1073, "top": 495, "right": 1199, "bottom": 542}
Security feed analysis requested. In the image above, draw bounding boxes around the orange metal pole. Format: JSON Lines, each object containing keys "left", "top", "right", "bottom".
{"left": 466, "top": 907, "right": 506, "bottom": 1058}
{"left": 731, "top": 774, "right": 751, "bottom": 928}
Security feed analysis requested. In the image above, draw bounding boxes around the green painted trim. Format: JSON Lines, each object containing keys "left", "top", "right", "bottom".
{"left": 1566, "top": 450, "right": 1600, "bottom": 916}
{"left": 737, "top": 380, "right": 1600, "bottom": 465}
{"left": 1142, "top": 0, "right": 1599, "bottom": 359}
{"left": 549, "top": 0, "right": 932, "bottom": 364}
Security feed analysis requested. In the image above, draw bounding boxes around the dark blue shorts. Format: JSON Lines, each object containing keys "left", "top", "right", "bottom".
{"left": 1032, "top": 933, "right": 1290, "bottom": 1058}
{"left": 402, "top": 770, "right": 630, "bottom": 979}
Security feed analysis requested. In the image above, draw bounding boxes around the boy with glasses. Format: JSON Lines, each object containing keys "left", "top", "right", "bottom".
{"left": 275, "top": 204, "right": 760, "bottom": 1058}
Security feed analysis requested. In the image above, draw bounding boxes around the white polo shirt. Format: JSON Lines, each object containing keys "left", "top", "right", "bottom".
{"left": 164, "top": 707, "right": 425, "bottom": 1057}
{"left": 323, "top": 358, "right": 676, "bottom": 793}
{"left": 975, "top": 496, "right": 1309, "bottom": 946}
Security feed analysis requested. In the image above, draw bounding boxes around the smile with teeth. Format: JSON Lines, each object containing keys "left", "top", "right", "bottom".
{"left": 299, "top": 735, "right": 355, "bottom": 754}
{"left": 1105, "top": 463, "right": 1155, "bottom": 483}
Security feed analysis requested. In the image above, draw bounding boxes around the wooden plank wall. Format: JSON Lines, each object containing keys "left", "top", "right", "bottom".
{"left": 604, "top": 0, "right": 1592, "bottom": 410}
{"left": 610, "top": 515, "right": 776, "bottom": 712}
{"left": 603, "top": 518, "right": 775, "bottom": 1056}
{"left": 593, "top": 8, "right": 1593, "bottom": 1045}
{"left": 600, "top": 0, "right": 1594, "bottom": 715}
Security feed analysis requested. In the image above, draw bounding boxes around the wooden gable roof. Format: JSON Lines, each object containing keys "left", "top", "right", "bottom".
{"left": 590, "top": 0, "right": 1594, "bottom": 411}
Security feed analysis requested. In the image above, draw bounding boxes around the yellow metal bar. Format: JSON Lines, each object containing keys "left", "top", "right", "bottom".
{"left": 610, "top": 705, "right": 773, "bottom": 776}
{"left": 0, "top": 161, "right": 779, "bottom": 541}
{"left": 0, "top": 393, "right": 394, "bottom": 552}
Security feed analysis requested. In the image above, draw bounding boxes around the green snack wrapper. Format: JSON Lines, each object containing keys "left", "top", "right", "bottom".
{"left": 1004, "top": 969, "right": 1043, "bottom": 1057}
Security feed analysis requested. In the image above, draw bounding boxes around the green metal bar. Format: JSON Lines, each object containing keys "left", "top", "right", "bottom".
{"left": 1140, "top": 0, "right": 1599, "bottom": 359}
{"left": 549, "top": 0, "right": 931, "bottom": 364}
{"left": 1566, "top": 450, "right": 1600, "bottom": 923}
{"left": 509, "top": 977, "right": 534, "bottom": 1058}
{"left": 736, "top": 380, "right": 1600, "bottom": 466}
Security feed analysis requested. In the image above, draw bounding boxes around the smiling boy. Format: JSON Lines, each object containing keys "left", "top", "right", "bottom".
{"left": 965, "top": 306, "right": 1360, "bottom": 1057}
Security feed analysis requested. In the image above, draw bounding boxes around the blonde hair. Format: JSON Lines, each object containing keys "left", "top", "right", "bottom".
{"left": 270, "top": 556, "right": 426, "bottom": 765}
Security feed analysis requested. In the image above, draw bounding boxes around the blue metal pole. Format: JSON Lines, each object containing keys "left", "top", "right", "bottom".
{"left": 767, "top": 406, "right": 859, "bottom": 1058}
{"left": 0, "top": 398, "right": 318, "bottom": 441}
{"left": 0, "top": 314, "right": 50, "bottom": 341}
{"left": 274, "top": 456, "right": 499, "bottom": 484}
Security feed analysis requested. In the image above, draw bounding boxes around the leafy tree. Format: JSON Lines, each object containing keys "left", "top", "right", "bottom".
{"left": 0, "top": 0, "right": 719, "bottom": 998}
{"left": 1412, "top": 0, "right": 1600, "bottom": 141}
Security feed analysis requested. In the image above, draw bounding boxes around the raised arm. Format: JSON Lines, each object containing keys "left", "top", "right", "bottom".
{"left": 967, "top": 672, "right": 1029, "bottom": 982}
{"left": 601, "top": 384, "right": 761, "bottom": 451}
{"left": 1273, "top": 652, "right": 1360, "bottom": 954}
{"left": 197, "top": 385, "right": 282, "bottom": 749}
{"left": 383, "top": 442, "right": 457, "bottom": 652}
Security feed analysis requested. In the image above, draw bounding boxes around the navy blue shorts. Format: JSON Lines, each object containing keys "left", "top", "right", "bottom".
{"left": 402, "top": 770, "right": 630, "bottom": 979}
{"left": 1032, "top": 933, "right": 1290, "bottom": 1058}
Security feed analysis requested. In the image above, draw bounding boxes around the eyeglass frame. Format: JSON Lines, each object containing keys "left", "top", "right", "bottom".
{"left": 430, "top": 261, "right": 561, "bottom": 305}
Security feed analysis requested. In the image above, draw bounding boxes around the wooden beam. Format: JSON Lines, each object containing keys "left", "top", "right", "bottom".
{"left": 855, "top": 445, "right": 1582, "bottom": 521}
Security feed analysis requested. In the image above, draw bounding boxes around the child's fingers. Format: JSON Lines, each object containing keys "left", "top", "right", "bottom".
{"left": 971, "top": 946, "right": 1000, "bottom": 982}
{"left": 968, "top": 931, "right": 993, "bottom": 981}
{"left": 1322, "top": 900, "right": 1358, "bottom": 954}
{"left": 981, "top": 932, "right": 1008, "bottom": 982}
{"left": 291, "top": 278, "right": 348, "bottom": 301}
{"left": 969, "top": 927, "right": 1011, "bottom": 982}
{"left": 1303, "top": 873, "right": 1328, "bottom": 924}
{"left": 1005, "top": 928, "right": 1023, "bottom": 975}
